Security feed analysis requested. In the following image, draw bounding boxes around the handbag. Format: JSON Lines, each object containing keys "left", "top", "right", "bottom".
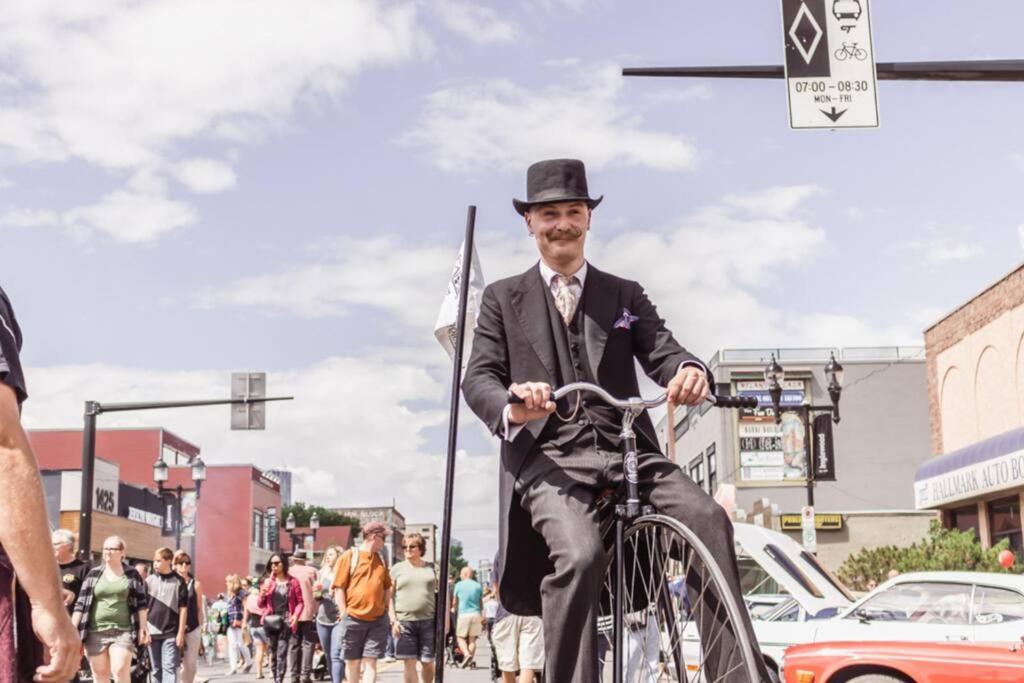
{"left": 263, "top": 614, "right": 285, "bottom": 635}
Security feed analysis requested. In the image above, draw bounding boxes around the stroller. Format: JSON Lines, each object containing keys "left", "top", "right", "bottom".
{"left": 311, "top": 642, "right": 329, "bottom": 681}
{"left": 444, "top": 610, "right": 466, "bottom": 668}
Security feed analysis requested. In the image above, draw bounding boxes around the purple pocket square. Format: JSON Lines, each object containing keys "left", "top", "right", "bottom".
{"left": 614, "top": 308, "right": 639, "bottom": 330}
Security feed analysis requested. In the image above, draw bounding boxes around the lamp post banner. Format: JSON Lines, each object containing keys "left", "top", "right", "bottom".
{"left": 812, "top": 413, "right": 836, "bottom": 481}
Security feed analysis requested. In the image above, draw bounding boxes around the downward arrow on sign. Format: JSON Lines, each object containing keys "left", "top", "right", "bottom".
{"left": 820, "top": 106, "right": 847, "bottom": 122}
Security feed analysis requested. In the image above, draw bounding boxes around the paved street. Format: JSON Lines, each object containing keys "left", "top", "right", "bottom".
{"left": 196, "top": 641, "right": 495, "bottom": 682}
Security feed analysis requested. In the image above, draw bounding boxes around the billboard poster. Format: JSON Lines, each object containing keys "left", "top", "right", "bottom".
{"left": 736, "top": 380, "right": 808, "bottom": 484}
{"left": 180, "top": 491, "right": 198, "bottom": 536}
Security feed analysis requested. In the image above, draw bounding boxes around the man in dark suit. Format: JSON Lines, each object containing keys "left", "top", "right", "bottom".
{"left": 463, "top": 159, "right": 768, "bottom": 682}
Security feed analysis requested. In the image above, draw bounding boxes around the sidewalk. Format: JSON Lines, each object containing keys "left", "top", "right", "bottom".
{"left": 196, "top": 641, "right": 494, "bottom": 681}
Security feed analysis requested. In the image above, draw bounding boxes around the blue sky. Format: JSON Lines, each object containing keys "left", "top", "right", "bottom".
{"left": 3, "top": 1, "right": 1023, "bottom": 563}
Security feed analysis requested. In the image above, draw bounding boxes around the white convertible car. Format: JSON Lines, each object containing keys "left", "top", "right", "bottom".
{"left": 681, "top": 524, "right": 1024, "bottom": 680}
{"left": 755, "top": 569, "right": 1024, "bottom": 674}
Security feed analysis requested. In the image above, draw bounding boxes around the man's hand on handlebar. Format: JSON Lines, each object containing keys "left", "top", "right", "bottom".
{"left": 666, "top": 366, "right": 709, "bottom": 407}
{"left": 508, "top": 382, "right": 557, "bottom": 424}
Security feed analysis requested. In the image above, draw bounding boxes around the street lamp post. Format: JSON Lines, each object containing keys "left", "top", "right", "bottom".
{"left": 285, "top": 512, "right": 298, "bottom": 552}
{"left": 310, "top": 512, "right": 320, "bottom": 551}
{"left": 765, "top": 353, "right": 844, "bottom": 510}
{"left": 154, "top": 455, "right": 206, "bottom": 557}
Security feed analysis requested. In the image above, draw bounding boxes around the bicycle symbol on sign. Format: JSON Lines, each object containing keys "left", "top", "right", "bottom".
{"left": 834, "top": 42, "right": 868, "bottom": 61}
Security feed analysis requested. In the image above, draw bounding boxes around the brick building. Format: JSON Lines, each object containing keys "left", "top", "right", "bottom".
{"left": 30, "top": 428, "right": 284, "bottom": 589}
{"left": 917, "top": 263, "right": 1024, "bottom": 554}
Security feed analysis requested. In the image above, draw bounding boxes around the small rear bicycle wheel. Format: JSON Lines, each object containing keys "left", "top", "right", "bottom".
{"left": 601, "top": 514, "right": 761, "bottom": 682}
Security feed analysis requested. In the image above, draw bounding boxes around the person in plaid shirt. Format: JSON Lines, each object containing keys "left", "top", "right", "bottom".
{"left": 72, "top": 536, "right": 150, "bottom": 683}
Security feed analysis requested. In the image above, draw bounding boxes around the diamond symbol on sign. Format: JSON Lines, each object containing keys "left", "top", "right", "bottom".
{"left": 788, "top": 2, "right": 823, "bottom": 65}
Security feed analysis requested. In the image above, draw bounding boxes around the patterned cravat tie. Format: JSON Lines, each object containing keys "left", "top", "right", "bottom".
{"left": 553, "top": 275, "right": 579, "bottom": 325}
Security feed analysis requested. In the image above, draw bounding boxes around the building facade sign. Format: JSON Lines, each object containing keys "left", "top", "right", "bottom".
{"left": 736, "top": 380, "right": 808, "bottom": 484}
{"left": 915, "top": 448, "right": 1024, "bottom": 510}
{"left": 780, "top": 513, "right": 844, "bottom": 531}
{"left": 127, "top": 507, "right": 163, "bottom": 528}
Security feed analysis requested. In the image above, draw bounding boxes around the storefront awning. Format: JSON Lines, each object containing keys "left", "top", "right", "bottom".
{"left": 915, "top": 426, "right": 1024, "bottom": 509}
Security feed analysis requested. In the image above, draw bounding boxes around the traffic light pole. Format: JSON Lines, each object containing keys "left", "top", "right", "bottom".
{"left": 77, "top": 395, "right": 292, "bottom": 561}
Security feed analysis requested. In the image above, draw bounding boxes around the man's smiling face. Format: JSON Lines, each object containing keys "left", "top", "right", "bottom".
{"left": 525, "top": 200, "right": 590, "bottom": 268}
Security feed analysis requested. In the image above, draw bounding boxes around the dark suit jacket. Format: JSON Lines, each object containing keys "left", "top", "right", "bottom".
{"left": 462, "top": 262, "right": 712, "bottom": 615}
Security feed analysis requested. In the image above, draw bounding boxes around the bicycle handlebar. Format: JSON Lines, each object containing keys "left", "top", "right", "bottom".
{"left": 506, "top": 381, "right": 758, "bottom": 410}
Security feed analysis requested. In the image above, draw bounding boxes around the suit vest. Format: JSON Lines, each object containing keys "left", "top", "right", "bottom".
{"left": 534, "top": 279, "right": 622, "bottom": 457}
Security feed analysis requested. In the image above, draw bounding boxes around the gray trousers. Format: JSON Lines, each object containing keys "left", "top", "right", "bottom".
{"left": 288, "top": 620, "right": 317, "bottom": 683}
{"left": 516, "top": 445, "right": 768, "bottom": 683}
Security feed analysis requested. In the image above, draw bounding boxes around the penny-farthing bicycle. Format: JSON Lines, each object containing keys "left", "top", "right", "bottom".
{"left": 514, "top": 382, "right": 762, "bottom": 682}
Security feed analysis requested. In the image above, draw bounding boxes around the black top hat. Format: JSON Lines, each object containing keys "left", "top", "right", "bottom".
{"left": 512, "top": 158, "right": 603, "bottom": 216}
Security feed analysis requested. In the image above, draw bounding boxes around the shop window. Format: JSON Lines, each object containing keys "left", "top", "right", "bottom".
{"left": 948, "top": 505, "right": 979, "bottom": 538}
{"left": 707, "top": 446, "right": 717, "bottom": 495}
{"left": 689, "top": 457, "right": 705, "bottom": 491}
{"left": 253, "top": 510, "right": 265, "bottom": 548}
{"left": 988, "top": 497, "right": 1022, "bottom": 555}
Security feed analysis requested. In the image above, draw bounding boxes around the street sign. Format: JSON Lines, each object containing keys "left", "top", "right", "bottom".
{"left": 781, "top": 0, "right": 879, "bottom": 128}
{"left": 801, "top": 504, "right": 817, "bottom": 552}
{"left": 231, "top": 372, "right": 267, "bottom": 430}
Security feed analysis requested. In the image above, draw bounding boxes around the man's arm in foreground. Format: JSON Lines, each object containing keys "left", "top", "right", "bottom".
{"left": 0, "top": 383, "right": 80, "bottom": 682}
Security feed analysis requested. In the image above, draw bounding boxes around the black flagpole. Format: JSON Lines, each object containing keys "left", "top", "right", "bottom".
{"left": 433, "top": 205, "right": 477, "bottom": 682}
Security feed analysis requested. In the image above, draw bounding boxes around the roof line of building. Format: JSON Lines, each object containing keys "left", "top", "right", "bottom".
{"left": 923, "top": 261, "right": 1024, "bottom": 333}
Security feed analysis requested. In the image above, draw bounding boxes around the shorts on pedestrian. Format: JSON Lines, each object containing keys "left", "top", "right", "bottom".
{"left": 491, "top": 615, "right": 544, "bottom": 673}
{"left": 249, "top": 626, "right": 267, "bottom": 644}
{"left": 455, "top": 613, "right": 482, "bottom": 639}
{"left": 394, "top": 618, "right": 435, "bottom": 662}
{"left": 84, "top": 628, "right": 134, "bottom": 656}
{"left": 341, "top": 613, "right": 388, "bottom": 661}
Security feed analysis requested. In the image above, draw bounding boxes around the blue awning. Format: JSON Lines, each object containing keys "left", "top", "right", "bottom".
{"left": 916, "top": 425, "right": 1024, "bottom": 482}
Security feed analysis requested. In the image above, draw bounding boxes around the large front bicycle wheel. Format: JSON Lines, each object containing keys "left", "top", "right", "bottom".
{"left": 601, "top": 514, "right": 761, "bottom": 683}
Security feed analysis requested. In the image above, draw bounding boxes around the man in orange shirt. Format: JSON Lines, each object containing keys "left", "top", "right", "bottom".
{"left": 332, "top": 522, "right": 393, "bottom": 683}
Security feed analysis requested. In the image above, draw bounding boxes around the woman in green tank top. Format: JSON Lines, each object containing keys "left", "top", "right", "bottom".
{"left": 71, "top": 535, "right": 151, "bottom": 683}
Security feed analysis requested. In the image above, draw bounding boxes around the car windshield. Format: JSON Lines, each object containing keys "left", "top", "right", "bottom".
{"left": 850, "top": 581, "right": 972, "bottom": 624}
{"left": 764, "top": 599, "right": 801, "bottom": 622}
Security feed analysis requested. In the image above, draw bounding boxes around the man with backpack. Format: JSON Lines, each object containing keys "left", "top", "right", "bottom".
{"left": 331, "top": 522, "right": 392, "bottom": 683}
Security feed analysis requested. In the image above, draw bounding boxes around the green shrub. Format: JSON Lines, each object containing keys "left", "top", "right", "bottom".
{"left": 837, "top": 520, "right": 1022, "bottom": 591}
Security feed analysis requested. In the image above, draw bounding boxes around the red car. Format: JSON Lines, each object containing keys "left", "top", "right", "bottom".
{"left": 783, "top": 639, "right": 1024, "bottom": 682}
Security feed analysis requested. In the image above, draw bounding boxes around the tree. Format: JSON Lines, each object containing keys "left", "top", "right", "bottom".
{"left": 838, "top": 520, "right": 1023, "bottom": 591}
{"left": 448, "top": 539, "right": 468, "bottom": 578}
{"left": 281, "top": 502, "right": 362, "bottom": 537}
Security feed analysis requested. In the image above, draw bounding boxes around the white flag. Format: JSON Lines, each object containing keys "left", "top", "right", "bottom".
{"left": 434, "top": 240, "right": 485, "bottom": 363}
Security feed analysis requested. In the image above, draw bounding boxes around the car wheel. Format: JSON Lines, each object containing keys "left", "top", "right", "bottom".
{"left": 766, "top": 667, "right": 782, "bottom": 683}
{"left": 844, "top": 675, "right": 907, "bottom": 683}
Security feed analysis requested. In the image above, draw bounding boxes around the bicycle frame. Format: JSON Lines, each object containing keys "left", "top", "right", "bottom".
{"left": 511, "top": 382, "right": 759, "bottom": 682}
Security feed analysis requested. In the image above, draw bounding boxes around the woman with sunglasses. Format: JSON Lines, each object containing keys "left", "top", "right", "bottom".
{"left": 259, "top": 553, "right": 305, "bottom": 683}
{"left": 389, "top": 533, "right": 437, "bottom": 683}
{"left": 72, "top": 536, "right": 150, "bottom": 683}
{"left": 173, "top": 551, "right": 205, "bottom": 683}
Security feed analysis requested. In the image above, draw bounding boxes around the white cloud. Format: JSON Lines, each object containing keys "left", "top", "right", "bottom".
{"left": 0, "top": 208, "right": 60, "bottom": 228}
{"left": 902, "top": 238, "right": 983, "bottom": 265}
{"left": 433, "top": 2, "right": 518, "bottom": 45}
{"left": 0, "top": 1, "right": 431, "bottom": 244}
{"left": 199, "top": 183, "right": 919, "bottom": 353}
{"left": 0, "top": 1, "right": 430, "bottom": 171}
{"left": 400, "top": 64, "right": 698, "bottom": 172}
{"left": 195, "top": 237, "right": 457, "bottom": 327}
{"left": 64, "top": 188, "right": 196, "bottom": 244}
{"left": 173, "top": 158, "right": 238, "bottom": 194}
